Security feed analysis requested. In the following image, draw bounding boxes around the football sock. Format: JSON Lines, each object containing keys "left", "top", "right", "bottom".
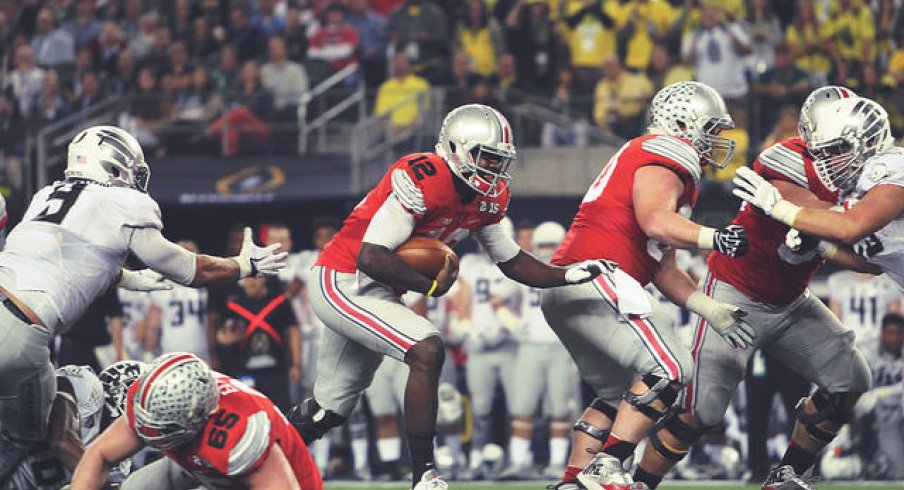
{"left": 408, "top": 430, "right": 437, "bottom": 485}
{"left": 602, "top": 434, "right": 636, "bottom": 463}
{"left": 377, "top": 437, "right": 402, "bottom": 463}
{"left": 634, "top": 466, "right": 664, "bottom": 489}
{"left": 311, "top": 438, "right": 331, "bottom": 473}
{"left": 444, "top": 434, "right": 462, "bottom": 464}
{"left": 780, "top": 441, "right": 817, "bottom": 475}
{"left": 508, "top": 435, "right": 531, "bottom": 467}
{"left": 351, "top": 437, "right": 368, "bottom": 472}
{"left": 550, "top": 437, "right": 569, "bottom": 468}
{"left": 563, "top": 465, "right": 582, "bottom": 482}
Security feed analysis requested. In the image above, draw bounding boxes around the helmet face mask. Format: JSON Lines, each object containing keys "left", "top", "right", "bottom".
{"left": 437, "top": 104, "right": 516, "bottom": 198}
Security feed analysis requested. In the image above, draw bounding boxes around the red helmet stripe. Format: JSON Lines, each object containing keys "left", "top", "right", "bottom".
{"left": 139, "top": 354, "right": 196, "bottom": 407}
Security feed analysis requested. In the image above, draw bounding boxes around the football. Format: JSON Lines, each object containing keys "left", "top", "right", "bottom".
{"left": 396, "top": 237, "right": 458, "bottom": 279}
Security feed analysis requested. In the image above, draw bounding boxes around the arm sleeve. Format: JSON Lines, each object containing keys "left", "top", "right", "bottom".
{"left": 128, "top": 227, "right": 198, "bottom": 286}
{"left": 475, "top": 223, "right": 521, "bottom": 264}
{"left": 361, "top": 194, "right": 416, "bottom": 250}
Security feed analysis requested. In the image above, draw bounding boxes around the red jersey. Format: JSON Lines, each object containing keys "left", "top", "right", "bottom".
{"left": 317, "top": 153, "right": 510, "bottom": 273}
{"left": 708, "top": 137, "right": 838, "bottom": 305}
{"left": 126, "top": 374, "right": 322, "bottom": 490}
{"left": 553, "top": 135, "right": 701, "bottom": 285}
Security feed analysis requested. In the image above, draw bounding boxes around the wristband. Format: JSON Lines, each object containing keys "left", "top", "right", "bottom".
{"left": 817, "top": 241, "right": 838, "bottom": 259}
{"left": 233, "top": 257, "right": 251, "bottom": 278}
{"left": 771, "top": 200, "right": 802, "bottom": 226}
{"left": 426, "top": 280, "right": 439, "bottom": 297}
{"left": 686, "top": 290, "right": 718, "bottom": 318}
{"left": 696, "top": 227, "right": 716, "bottom": 250}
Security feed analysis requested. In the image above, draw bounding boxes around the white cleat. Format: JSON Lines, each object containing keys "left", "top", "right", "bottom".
{"left": 762, "top": 465, "right": 817, "bottom": 490}
{"left": 577, "top": 453, "right": 645, "bottom": 490}
{"left": 413, "top": 469, "right": 449, "bottom": 490}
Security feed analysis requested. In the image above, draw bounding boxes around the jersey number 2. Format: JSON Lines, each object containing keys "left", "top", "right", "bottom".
{"left": 35, "top": 183, "right": 84, "bottom": 224}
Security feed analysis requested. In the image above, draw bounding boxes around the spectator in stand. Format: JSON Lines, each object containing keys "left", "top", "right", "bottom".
{"left": 446, "top": 50, "right": 473, "bottom": 109}
{"left": 5, "top": 44, "right": 44, "bottom": 118}
{"left": 741, "top": 0, "right": 782, "bottom": 77}
{"left": 541, "top": 67, "right": 588, "bottom": 148}
{"left": 751, "top": 42, "right": 810, "bottom": 141}
{"left": 384, "top": 0, "right": 449, "bottom": 83}
{"left": 229, "top": 4, "right": 268, "bottom": 63}
{"left": 308, "top": 4, "right": 360, "bottom": 72}
{"left": 760, "top": 104, "right": 798, "bottom": 148}
{"left": 647, "top": 43, "right": 693, "bottom": 91}
{"left": 168, "top": 65, "right": 223, "bottom": 152}
{"left": 212, "top": 44, "right": 241, "bottom": 93}
{"left": 561, "top": 0, "right": 618, "bottom": 90}
{"left": 170, "top": 0, "right": 193, "bottom": 43}
{"left": 27, "top": 69, "right": 71, "bottom": 134}
{"left": 119, "top": 0, "right": 144, "bottom": 38}
{"left": 503, "top": 0, "right": 561, "bottom": 94}
{"left": 614, "top": 0, "right": 675, "bottom": 72}
{"left": 681, "top": 3, "right": 752, "bottom": 102}
{"left": 123, "top": 67, "right": 167, "bottom": 155}
{"left": 0, "top": 93, "right": 25, "bottom": 188}
{"left": 30, "top": 8, "right": 75, "bottom": 69}
{"left": 93, "top": 21, "right": 125, "bottom": 78}
{"left": 263, "top": 35, "right": 309, "bottom": 122}
{"left": 208, "top": 60, "right": 274, "bottom": 156}
{"left": 161, "top": 40, "right": 194, "bottom": 95}
{"left": 73, "top": 70, "right": 103, "bottom": 110}
{"left": 190, "top": 17, "right": 218, "bottom": 63}
{"left": 129, "top": 13, "right": 158, "bottom": 61}
{"left": 497, "top": 52, "right": 520, "bottom": 93}
{"left": 823, "top": 0, "right": 875, "bottom": 88}
{"left": 256, "top": 0, "right": 285, "bottom": 36}
{"left": 109, "top": 49, "right": 138, "bottom": 95}
{"left": 282, "top": 5, "right": 309, "bottom": 62}
{"left": 883, "top": 32, "right": 904, "bottom": 134}
{"left": 144, "top": 26, "right": 173, "bottom": 74}
{"left": 64, "top": 0, "right": 102, "bottom": 48}
{"left": 374, "top": 51, "right": 430, "bottom": 132}
{"left": 0, "top": 10, "right": 12, "bottom": 62}
{"left": 456, "top": 0, "right": 506, "bottom": 79}
{"left": 343, "top": 0, "right": 386, "bottom": 85}
{"left": 592, "top": 54, "right": 653, "bottom": 139}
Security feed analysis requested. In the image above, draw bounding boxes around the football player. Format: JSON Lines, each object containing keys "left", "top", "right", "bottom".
{"left": 541, "top": 81, "right": 752, "bottom": 490}
{"left": 117, "top": 285, "right": 152, "bottom": 361}
{"left": 732, "top": 95, "right": 904, "bottom": 488}
{"left": 287, "top": 103, "right": 609, "bottom": 490}
{"left": 506, "top": 221, "right": 580, "bottom": 479}
{"left": 635, "top": 87, "right": 874, "bottom": 490}
{"left": 0, "top": 126, "right": 287, "bottom": 482}
{"left": 70, "top": 352, "right": 321, "bottom": 490}
{"left": 828, "top": 271, "right": 901, "bottom": 355}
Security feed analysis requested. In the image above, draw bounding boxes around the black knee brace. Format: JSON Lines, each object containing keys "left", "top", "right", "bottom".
{"left": 590, "top": 397, "right": 619, "bottom": 420}
{"left": 625, "top": 374, "right": 679, "bottom": 421}
{"left": 795, "top": 389, "right": 856, "bottom": 444}
{"left": 573, "top": 398, "right": 618, "bottom": 442}
{"left": 287, "top": 398, "right": 347, "bottom": 444}
{"left": 649, "top": 411, "right": 705, "bottom": 462}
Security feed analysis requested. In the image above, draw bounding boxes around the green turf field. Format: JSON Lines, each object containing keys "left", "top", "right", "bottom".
{"left": 324, "top": 482, "right": 904, "bottom": 490}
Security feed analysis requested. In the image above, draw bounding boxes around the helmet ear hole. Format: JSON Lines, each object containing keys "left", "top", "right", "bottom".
{"left": 449, "top": 141, "right": 456, "bottom": 153}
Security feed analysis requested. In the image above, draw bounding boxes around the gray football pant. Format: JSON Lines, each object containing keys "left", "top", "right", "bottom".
{"left": 509, "top": 342, "right": 580, "bottom": 419}
{"left": 121, "top": 459, "right": 200, "bottom": 490}
{"left": 875, "top": 409, "right": 904, "bottom": 479}
{"left": 541, "top": 278, "right": 692, "bottom": 403}
{"left": 466, "top": 343, "right": 517, "bottom": 450}
{"left": 685, "top": 273, "right": 872, "bottom": 426}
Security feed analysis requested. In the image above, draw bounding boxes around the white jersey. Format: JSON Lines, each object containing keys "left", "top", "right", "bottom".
{"left": 118, "top": 288, "right": 151, "bottom": 359}
{"left": 150, "top": 285, "right": 209, "bottom": 361}
{"left": 459, "top": 253, "right": 518, "bottom": 351}
{"left": 518, "top": 285, "right": 558, "bottom": 344}
{"left": 828, "top": 272, "right": 900, "bottom": 354}
{"left": 866, "top": 349, "right": 904, "bottom": 422}
{"left": 0, "top": 180, "right": 161, "bottom": 334}
{"left": 55, "top": 365, "right": 104, "bottom": 444}
{"left": 846, "top": 147, "right": 904, "bottom": 287}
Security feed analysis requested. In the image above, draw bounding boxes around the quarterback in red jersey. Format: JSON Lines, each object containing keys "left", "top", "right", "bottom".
{"left": 631, "top": 87, "right": 875, "bottom": 490}
{"left": 69, "top": 353, "right": 321, "bottom": 490}
{"left": 290, "top": 103, "right": 608, "bottom": 490}
{"left": 542, "top": 81, "right": 753, "bottom": 490}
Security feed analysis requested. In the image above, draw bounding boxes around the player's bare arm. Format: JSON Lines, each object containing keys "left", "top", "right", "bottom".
{"left": 242, "top": 444, "right": 301, "bottom": 490}
{"left": 358, "top": 242, "right": 455, "bottom": 295}
{"left": 635, "top": 166, "right": 747, "bottom": 257}
{"left": 70, "top": 418, "right": 143, "bottom": 490}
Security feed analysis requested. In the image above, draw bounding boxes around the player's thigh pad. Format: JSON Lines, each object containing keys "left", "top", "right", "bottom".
{"left": 684, "top": 276, "right": 758, "bottom": 426}
{"left": 313, "top": 325, "right": 385, "bottom": 417}
{"left": 509, "top": 343, "right": 549, "bottom": 417}
{"left": 367, "top": 359, "right": 407, "bottom": 417}
{"left": 310, "top": 267, "right": 439, "bottom": 361}
{"left": 121, "top": 459, "right": 199, "bottom": 490}
{"left": 769, "top": 294, "right": 872, "bottom": 394}
{"left": 0, "top": 312, "right": 54, "bottom": 441}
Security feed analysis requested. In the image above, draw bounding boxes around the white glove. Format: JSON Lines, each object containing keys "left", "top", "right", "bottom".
{"left": 686, "top": 291, "right": 756, "bottom": 349}
{"left": 564, "top": 259, "right": 618, "bottom": 285}
{"left": 786, "top": 228, "right": 838, "bottom": 259}
{"left": 118, "top": 269, "right": 172, "bottom": 291}
{"left": 233, "top": 227, "right": 288, "bottom": 278}
{"left": 854, "top": 389, "right": 878, "bottom": 417}
{"left": 732, "top": 167, "right": 801, "bottom": 225}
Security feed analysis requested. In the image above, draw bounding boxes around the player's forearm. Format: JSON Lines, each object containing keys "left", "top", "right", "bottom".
{"left": 110, "top": 318, "right": 125, "bottom": 361}
{"left": 357, "top": 242, "right": 434, "bottom": 293}
{"left": 69, "top": 446, "right": 113, "bottom": 490}
{"left": 642, "top": 209, "right": 708, "bottom": 250}
{"left": 190, "top": 255, "right": 242, "bottom": 287}
{"left": 651, "top": 253, "right": 698, "bottom": 307}
{"left": 829, "top": 246, "right": 883, "bottom": 275}
{"left": 289, "top": 326, "right": 302, "bottom": 368}
{"left": 497, "top": 250, "right": 568, "bottom": 288}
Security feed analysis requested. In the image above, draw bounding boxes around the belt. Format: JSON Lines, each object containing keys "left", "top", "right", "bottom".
{"left": 0, "top": 292, "right": 33, "bottom": 324}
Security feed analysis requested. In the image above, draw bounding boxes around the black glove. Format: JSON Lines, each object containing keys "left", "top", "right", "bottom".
{"left": 713, "top": 224, "right": 748, "bottom": 258}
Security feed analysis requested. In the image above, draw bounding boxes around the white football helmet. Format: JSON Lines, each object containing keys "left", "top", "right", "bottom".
{"left": 56, "top": 365, "right": 105, "bottom": 443}
{"left": 436, "top": 104, "right": 516, "bottom": 198}
{"left": 131, "top": 353, "right": 219, "bottom": 450}
{"left": 798, "top": 85, "right": 856, "bottom": 146}
{"left": 99, "top": 360, "right": 148, "bottom": 420}
{"left": 66, "top": 125, "right": 150, "bottom": 192}
{"left": 647, "top": 81, "right": 735, "bottom": 167}
{"left": 807, "top": 97, "right": 893, "bottom": 192}
{"left": 531, "top": 221, "right": 566, "bottom": 262}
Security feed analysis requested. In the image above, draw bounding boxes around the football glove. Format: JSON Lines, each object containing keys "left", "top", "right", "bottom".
{"left": 234, "top": 227, "right": 288, "bottom": 277}
{"left": 687, "top": 291, "right": 755, "bottom": 349}
{"left": 713, "top": 225, "right": 749, "bottom": 257}
{"left": 732, "top": 167, "right": 802, "bottom": 225}
{"left": 564, "top": 259, "right": 618, "bottom": 285}
{"left": 118, "top": 269, "right": 172, "bottom": 291}
{"left": 786, "top": 228, "right": 839, "bottom": 259}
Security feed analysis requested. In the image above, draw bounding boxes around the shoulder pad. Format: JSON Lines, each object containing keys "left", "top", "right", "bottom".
{"left": 113, "top": 188, "right": 163, "bottom": 229}
{"left": 862, "top": 147, "right": 904, "bottom": 187}
{"left": 391, "top": 168, "right": 427, "bottom": 217}
{"left": 641, "top": 136, "right": 702, "bottom": 183}
{"left": 757, "top": 142, "right": 807, "bottom": 187}
{"left": 227, "top": 410, "right": 272, "bottom": 476}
